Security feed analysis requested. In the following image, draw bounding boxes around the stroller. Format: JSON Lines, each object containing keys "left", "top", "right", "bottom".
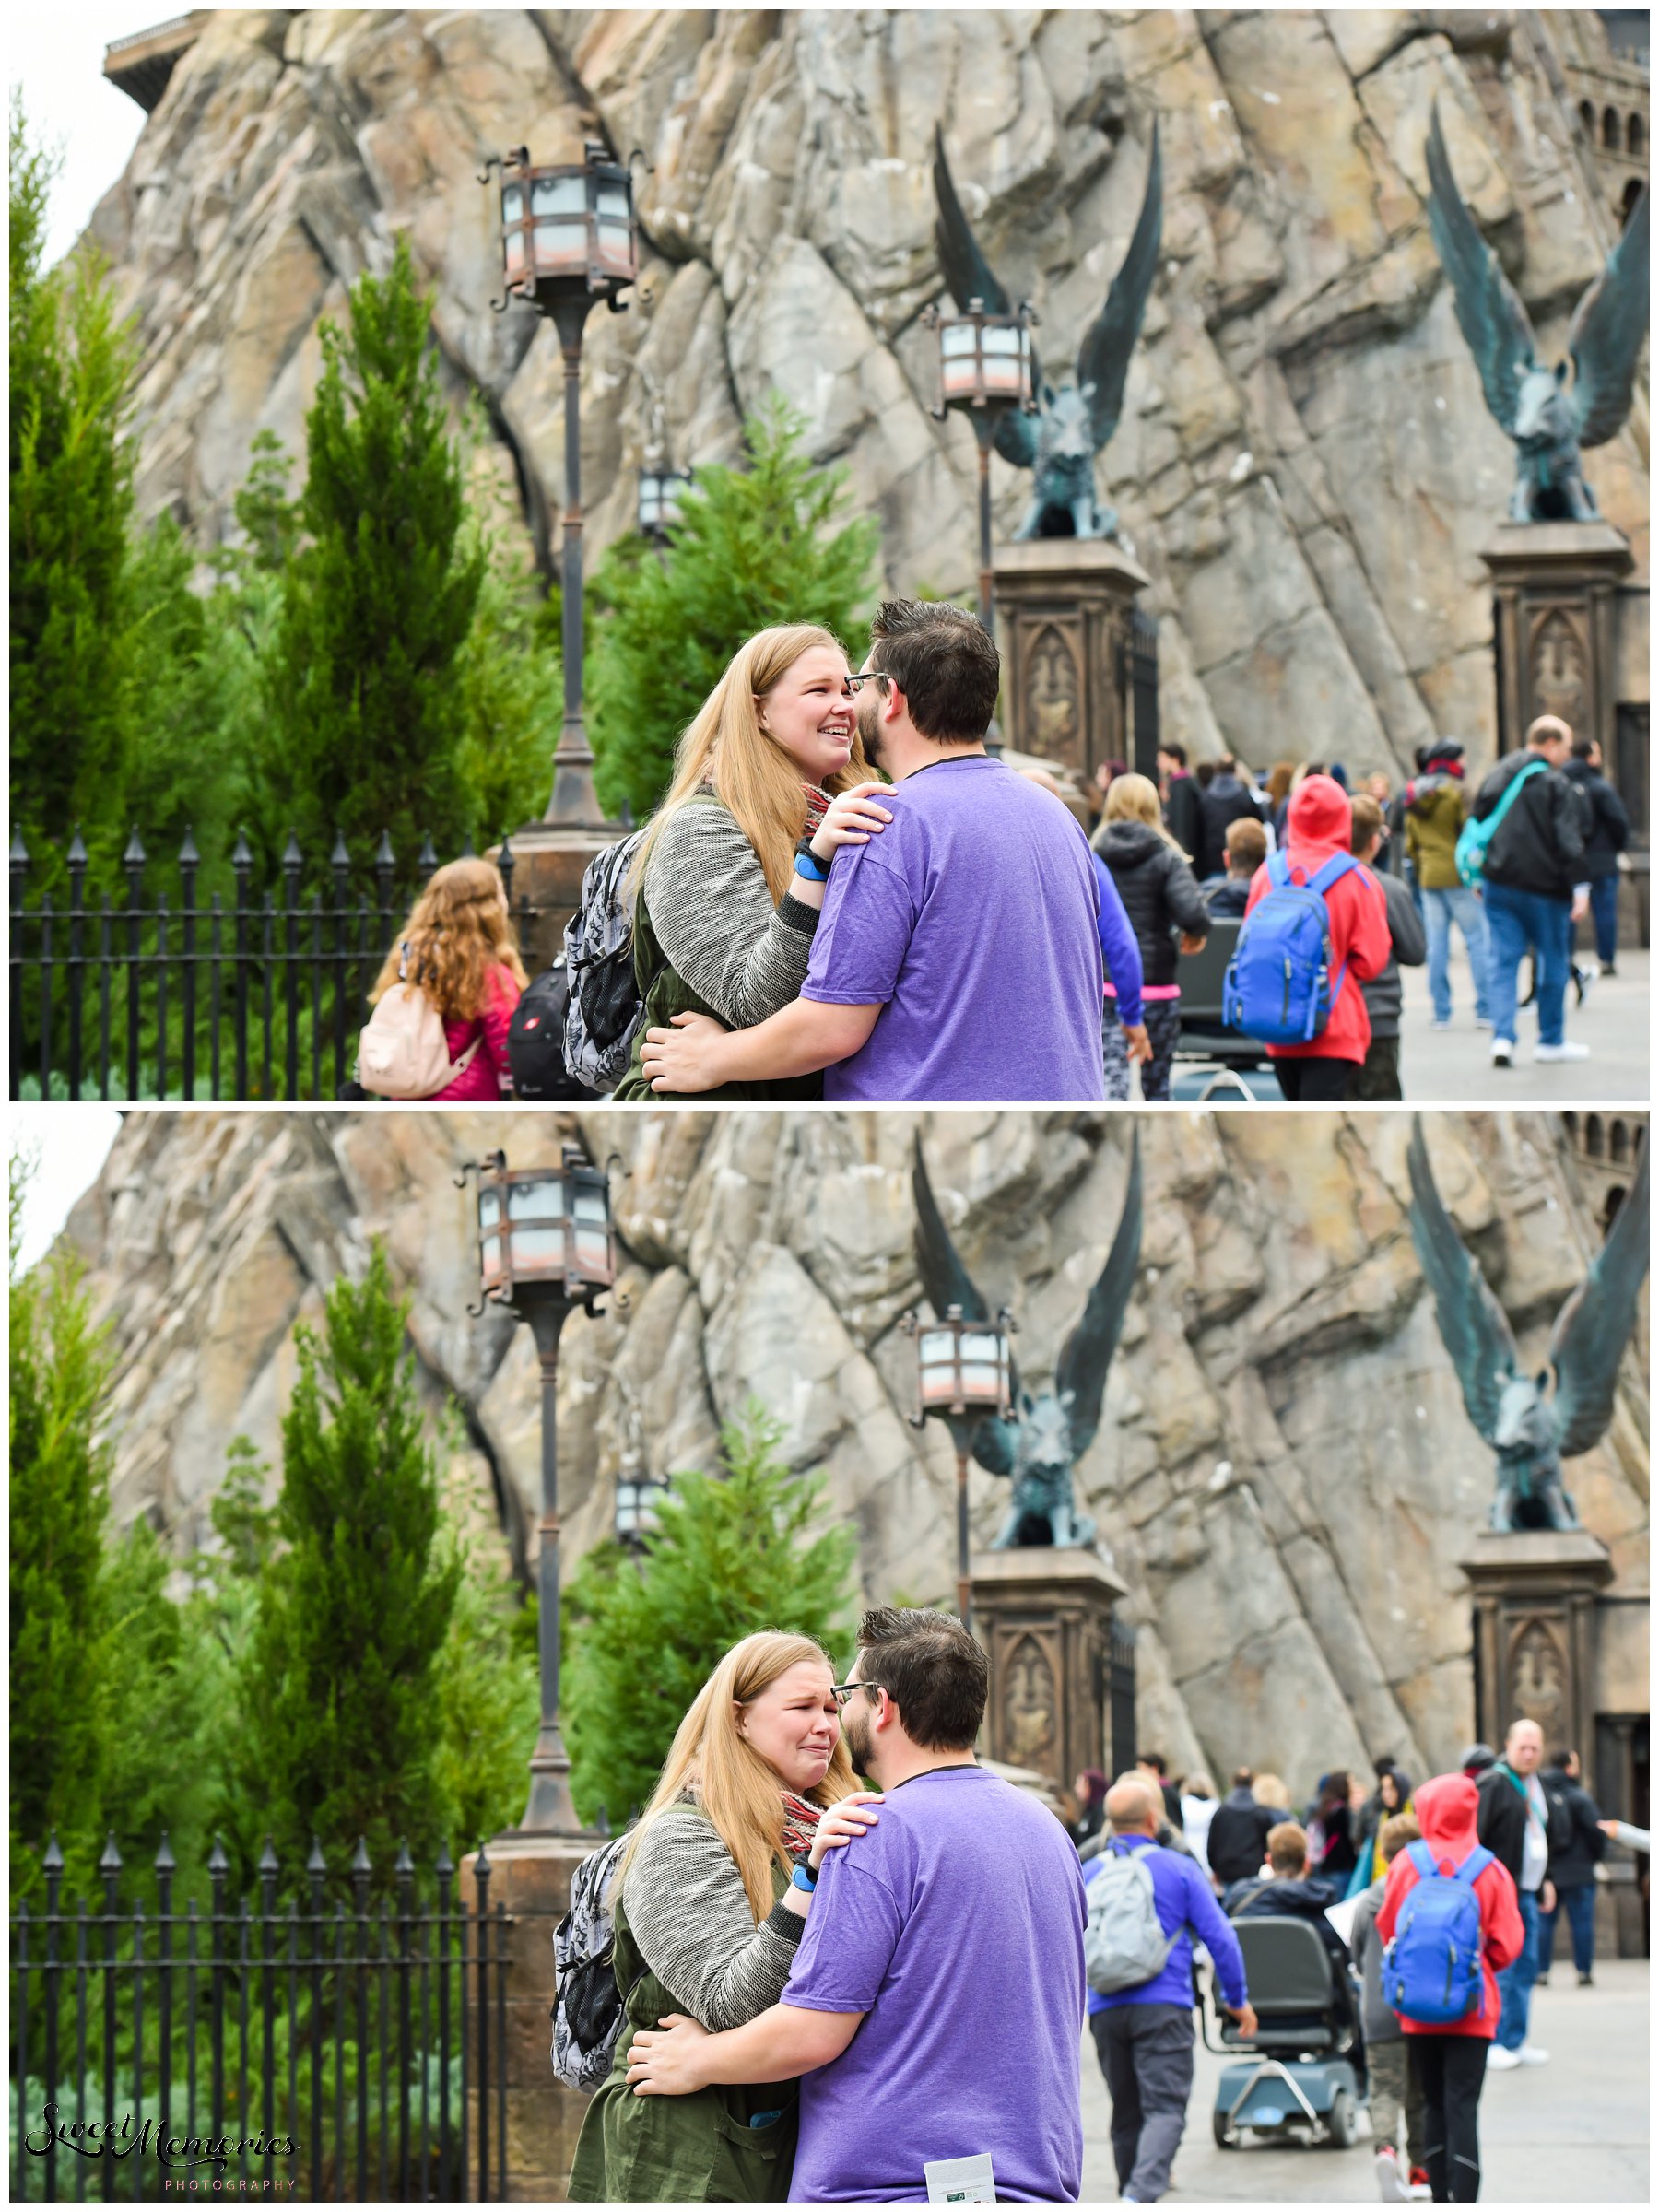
{"left": 1202, "top": 1914, "right": 1364, "bottom": 2150}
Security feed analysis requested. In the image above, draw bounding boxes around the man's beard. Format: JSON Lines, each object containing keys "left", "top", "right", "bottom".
{"left": 855, "top": 686, "right": 883, "bottom": 768}
{"left": 844, "top": 1706, "right": 875, "bottom": 1779}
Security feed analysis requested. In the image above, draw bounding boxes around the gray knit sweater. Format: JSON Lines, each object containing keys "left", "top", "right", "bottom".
{"left": 621, "top": 1804, "right": 805, "bottom": 2032}
{"left": 641, "top": 800, "right": 818, "bottom": 1029}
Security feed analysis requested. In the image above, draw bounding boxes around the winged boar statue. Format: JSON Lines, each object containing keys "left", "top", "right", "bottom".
{"left": 933, "top": 122, "right": 1161, "bottom": 541}
{"left": 912, "top": 1131, "right": 1142, "bottom": 1547}
{"left": 1406, "top": 1116, "right": 1648, "bottom": 1532}
{"left": 1425, "top": 100, "right": 1648, "bottom": 523}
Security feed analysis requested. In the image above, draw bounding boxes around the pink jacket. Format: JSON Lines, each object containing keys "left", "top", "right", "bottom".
{"left": 431, "top": 966, "right": 521, "bottom": 1100}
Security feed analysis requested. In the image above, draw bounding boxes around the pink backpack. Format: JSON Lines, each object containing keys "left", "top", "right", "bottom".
{"left": 357, "top": 948, "right": 480, "bottom": 1099}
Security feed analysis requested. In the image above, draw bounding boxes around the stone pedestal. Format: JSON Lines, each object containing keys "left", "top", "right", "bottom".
{"left": 992, "top": 541, "right": 1151, "bottom": 787}
{"left": 461, "top": 1831, "right": 598, "bottom": 2201}
{"left": 494, "top": 823, "right": 629, "bottom": 978}
{"left": 1480, "top": 521, "right": 1634, "bottom": 762}
{"left": 1461, "top": 1529, "right": 1614, "bottom": 1760}
{"left": 970, "top": 1548, "right": 1129, "bottom": 1800}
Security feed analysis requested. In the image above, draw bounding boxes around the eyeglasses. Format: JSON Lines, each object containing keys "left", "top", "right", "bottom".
{"left": 829, "top": 1680, "right": 880, "bottom": 1708}
{"left": 842, "top": 669, "right": 889, "bottom": 695}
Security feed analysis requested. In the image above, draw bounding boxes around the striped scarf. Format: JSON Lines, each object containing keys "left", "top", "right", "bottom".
{"left": 781, "top": 1791, "right": 823, "bottom": 1860}
{"left": 802, "top": 784, "right": 831, "bottom": 834}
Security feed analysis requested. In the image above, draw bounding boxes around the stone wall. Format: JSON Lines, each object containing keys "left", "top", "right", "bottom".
{"left": 62, "top": 1107, "right": 1647, "bottom": 1791}
{"left": 89, "top": 8, "right": 1647, "bottom": 777}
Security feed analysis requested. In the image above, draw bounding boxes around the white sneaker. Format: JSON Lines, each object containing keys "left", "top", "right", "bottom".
{"left": 1430, "top": 1017, "right": 1452, "bottom": 1030}
{"left": 1534, "top": 1041, "right": 1590, "bottom": 1063}
{"left": 1486, "top": 2043, "right": 1522, "bottom": 2070}
{"left": 1490, "top": 1037, "right": 1514, "bottom": 1066}
{"left": 1375, "top": 2146, "right": 1409, "bottom": 2201}
{"left": 1474, "top": 1017, "right": 1494, "bottom": 1030}
{"left": 1516, "top": 2042, "right": 1550, "bottom": 2065}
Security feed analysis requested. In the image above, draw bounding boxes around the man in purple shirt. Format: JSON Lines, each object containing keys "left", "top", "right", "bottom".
{"left": 623, "top": 1607, "right": 1087, "bottom": 2202}
{"left": 1086, "top": 1778, "right": 1256, "bottom": 2203}
{"left": 636, "top": 600, "right": 1110, "bottom": 1102}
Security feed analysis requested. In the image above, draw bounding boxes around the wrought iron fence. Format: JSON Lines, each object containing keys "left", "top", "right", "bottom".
{"left": 10, "top": 1831, "right": 512, "bottom": 2202}
{"left": 8, "top": 827, "right": 535, "bottom": 1104}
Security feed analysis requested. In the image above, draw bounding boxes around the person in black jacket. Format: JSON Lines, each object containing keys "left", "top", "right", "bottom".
{"left": 1349, "top": 796, "right": 1426, "bottom": 1100}
{"left": 1195, "top": 757, "right": 1264, "bottom": 881}
{"left": 1561, "top": 737, "right": 1630, "bottom": 974}
{"left": 1206, "top": 1771, "right": 1279, "bottom": 1888}
{"left": 1475, "top": 716, "right": 1591, "bottom": 1070}
{"left": 1157, "top": 741, "right": 1204, "bottom": 864}
{"left": 1475, "top": 1717, "right": 1571, "bottom": 2065}
{"left": 1537, "top": 1749, "right": 1606, "bottom": 1985}
{"left": 1093, "top": 773, "right": 1209, "bottom": 1102}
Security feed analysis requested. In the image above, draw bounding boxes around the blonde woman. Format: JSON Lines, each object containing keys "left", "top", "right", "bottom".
{"left": 1090, "top": 772, "right": 1208, "bottom": 1100}
{"left": 610, "top": 625, "right": 890, "bottom": 1101}
{"left": 367, "top": 857, "right": 526, "bottom": 1100}
{"left": 568, "top": 1631, "right": 880, "bottom": 2204}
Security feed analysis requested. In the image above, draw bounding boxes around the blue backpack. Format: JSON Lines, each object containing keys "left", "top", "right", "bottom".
{"left": 1382, "top": 1841, "right": 1494, "bottom": 2027}
{"left": 1222, "top": 850, "right": 1361, "bottom": 1045}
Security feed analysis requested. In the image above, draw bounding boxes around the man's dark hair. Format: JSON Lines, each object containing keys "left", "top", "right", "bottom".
{"left": 1571, "top": 736, "right": 1596, "bottom": 760}
{"left": 1550, "top": 1747, "right": 1576, "bottom": 1771}
{"left": 1136, "top": 1750, "right": 1168, "bottom": 1775}
{"left": 1372, "top": 1754, "right": 1398, "bottom": 1779}
{"left": 856, "top": 1606, "right": 987, "bottom": 1750}
{"left": 1231, "top": 1764, "right": 1253, "bottom": 1787}
{"left": 1216, "top": 754, "right": 1237, "bottom": 775}
{"left": 1159, "top": 740, "right": 1188, "bottom": 768}
{"left": 868, "top": 600, "right": 999, "bottom": 743}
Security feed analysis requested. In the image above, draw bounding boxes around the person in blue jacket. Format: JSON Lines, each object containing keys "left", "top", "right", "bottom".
{"left": 1085, "top": 1777, "right": 1255, "bottom": 2204}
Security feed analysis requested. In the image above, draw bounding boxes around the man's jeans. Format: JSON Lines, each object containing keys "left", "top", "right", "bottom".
{"left": 1587, "top": 873, "right": 1619, "bottom": 967}
{"left": 1484, "top": 881, "right": 1571, "bottom": 1047}
{"left": 1539, "top": 1879, "right": 1597, "bottom": 1976}
{"left": 1495, "top": 1887, "right": 1542, "bottom": 2050}
{"left": 1091, "top": 2003, "right": 1195, "bottom": 2202}
{"left": 1422, "top": 885, "right": 1491, "bottom": 1022}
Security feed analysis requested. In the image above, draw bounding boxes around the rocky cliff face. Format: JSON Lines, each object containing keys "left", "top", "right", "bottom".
{"left": 91, "top": 8, "right": 1647, "bottom": 776}
{"left": 63, "top": 1106, "right": 1647, "bottom": 1785}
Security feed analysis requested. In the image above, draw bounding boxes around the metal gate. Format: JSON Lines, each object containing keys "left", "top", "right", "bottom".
{"left": 1108, "top": 1614, "right": 1138, "bottom": 1779}
{"left": 1124, "top": 610, "right": 1159, "bottom": 782}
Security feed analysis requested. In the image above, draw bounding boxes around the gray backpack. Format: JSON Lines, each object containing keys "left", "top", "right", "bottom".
{"left": 1084, "top": 1842, "right": 1178, "bottom": 1994}
{"left": 550, "top": 1831, "right": 631, "bottom": 2091}
{"left": 561, "top": 828, "right": 650, "bottom": 1091}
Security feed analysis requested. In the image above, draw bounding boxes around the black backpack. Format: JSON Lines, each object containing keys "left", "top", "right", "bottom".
{"left": 508, "top": 959, "right": 598, "bottom": 1100}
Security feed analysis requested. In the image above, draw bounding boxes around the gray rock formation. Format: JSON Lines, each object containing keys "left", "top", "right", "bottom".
{"left": 60, "top": 1107, "right": 1647, "bottom": 1789}
{"left": 89, "top": 9, "right": 1647, "bottom": 776}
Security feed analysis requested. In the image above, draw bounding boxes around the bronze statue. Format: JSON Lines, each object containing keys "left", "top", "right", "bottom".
{"left": 912, "top": 1131, "right": 1142, "bottom": 1547}
{"left": 1406, "top": 1117, "right": 1648, "bottom": 1532}
{"left": 1425, "top": 100, "right": 1648, "bottom": 523}
{"left": 932, "top": 123, "right": 1161, "bottom": 542}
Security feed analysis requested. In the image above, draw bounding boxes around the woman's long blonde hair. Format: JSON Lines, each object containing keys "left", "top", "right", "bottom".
{"left": 629, "top": 625, "right": 872, "bottom": 906}
{"left": 618, "top": 1630, "right": 857, "bottom": 1922}
{"left": 1100, "top": 771, "right": 1190, "bottom": 858}
{"left": 370, "top": 858, "right": 527, "bottom": 1020}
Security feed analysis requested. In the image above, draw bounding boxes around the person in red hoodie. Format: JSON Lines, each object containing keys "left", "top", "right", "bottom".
{"left": 368, "top": 857, "right": 526, "bottom": 1100}
{"left": 1375, "top": 1772, "right": 1524, "bottom": 2205}
{"left": 1243, "top": 773, "right": 1391, "bottom": 1101}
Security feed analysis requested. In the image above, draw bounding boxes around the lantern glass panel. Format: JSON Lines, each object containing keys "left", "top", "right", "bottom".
{"left": 479, "top": 1188, "right": 500, "bottom": 1227}
{"left": 501, "top": 184, "right": 524, "bottom": 224}
{"left": 918, "top": 1327, "right": 959, "bottom": 1367}
{"left": 940, "top": 324, "right": 977, "bottom": 358}
{"left": 571, "top": 1187, "right": 607, "bottom": 1222}
{"left": 533, "top": 219, "right": 587, "bottom": 270}
{"left": 573, "top": 1227, "right": 610, "bottom": 1277}
{"left": 509, "top": 1177, "right": 567, "bottom": 1221}
{"left": 532, "top": 175, "right": 586, "bottom": 216}
{"left": 480, "top": 1230, "right": 503, "bottom": 1280}
{"left": 504, "top": 1225, "right": 566, "bottom": 1271}
{"left": 505, "top": 231, "right": 526, "bottom": 273}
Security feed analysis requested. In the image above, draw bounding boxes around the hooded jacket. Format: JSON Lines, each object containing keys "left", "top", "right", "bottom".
{"left": 1403, "top": 768, "right": 1470, "bottom": 892}
{"left": 1242, "top": 775, "right": 1391, "bottom": 1063}
{"left": 1474, "top": 749, "right": 1588, "bottom": 900}
{"left": 1196, "top": 772, "right": 1264, "bottom": 881}
{"left": 1360, "top": 875, "right": 1427, "bottom": 1041}
{"left": 1559, "top": 758, "right": 1630, "bottom": 877}
{"left": 1375, "top": 1773, "right": 1524, "bottom": 2039}
{"left": 1206, "top": 1785, "right": 1279, "bottom": 1886}
{"left": 1093, "top": 819, "right": 1210, "bottom": 990}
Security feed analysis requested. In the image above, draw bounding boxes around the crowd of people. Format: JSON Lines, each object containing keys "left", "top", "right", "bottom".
{"left": 541, "top": 1599, "right": 1645, "bottom": 2208}
{"left": 349, "top": 606, "right": 1630, "bottom": 1106}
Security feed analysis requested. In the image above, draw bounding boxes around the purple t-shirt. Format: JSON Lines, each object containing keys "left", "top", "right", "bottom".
{"left": 800, "top": 757, "right": 1105, "bottom": 1101}
{"left": 782, "top": 1766, "right": 1087, "bottom": 2204}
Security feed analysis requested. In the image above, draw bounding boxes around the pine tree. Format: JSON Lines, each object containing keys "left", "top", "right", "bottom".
{"left": 8, "top": 1159, "right": 115, "bottom": 1907}
{"left": 8, "top": 95, "right": 141, "bottom": 866}
{"left": 588, "top": 400, "right": 881, "bottom": 821}
{"left": 232, "top": 1245, "right": 460, "bottom": 1890}
{"left": 562, "top": 1404, "right": 857, "bottom": 1825}
{"left": 260, "top": 238, "right": 484, "bottom": 870}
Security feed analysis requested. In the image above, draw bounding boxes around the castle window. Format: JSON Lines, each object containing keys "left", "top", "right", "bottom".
{"left": 1629, "top": 112, "right": 1645, "bottom": 159}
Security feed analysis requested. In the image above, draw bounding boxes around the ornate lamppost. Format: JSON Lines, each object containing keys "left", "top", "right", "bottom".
{"left": 903, "top": 1302, "right": 1014, "bottom": 1631}
{"left": 485, "top": 141, "right": 639, "bottom": 830}
{"left": 924, "top": 296, "right": 1039, "bottom": 635}
{"left": 464, "top": 1144, "right": 616, "bottom": 1831}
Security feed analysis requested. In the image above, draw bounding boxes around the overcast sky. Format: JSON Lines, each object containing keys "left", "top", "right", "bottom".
{"left": 11, "top": 1107, "right": 124, "bottom": 1273}
{"left": 11, "top": 5, "right": 152, "bottom": 265}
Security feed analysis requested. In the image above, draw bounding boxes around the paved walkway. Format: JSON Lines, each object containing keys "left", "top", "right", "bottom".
{"left": 1395, "top": 946, "right": 1649, "bottom": 1102}
{"left": 1078, "top": 1957, "right": 1650, "bottom": 2201}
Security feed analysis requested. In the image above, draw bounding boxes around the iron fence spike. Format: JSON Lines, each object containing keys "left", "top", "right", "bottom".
{"left": 259, "top": 1834, "right": 280, "bottom": 1874}
{"left": 43, "top": 1830, "right": 65, "bottom": 1873}
{"left": 475, "top": 1839, "right": 491, "bottom": 1876}
{"left": 331, "top": 829, "right": 350, "bottom": 868}
{"left": 394, "top": 1838, "right": 415, "bottom": 1876}
{"left": 178, "top": 826, "right": 200, "bottom": 866}
{"left": 208, "top": 1834, "right": 229, "bottom": 1874}
{"left": 100, "top": 1831, "right": 124, "bottom": 1874}
{"left": 153, "top": 1831, "right": 176, "bottom": 1874}
{"left": 124, "top": 828, "right": 147, "bottom": 866}
{"left": 435, "top": 1841, "right": 454, "bottom": 1877}
{"left": 307, "top": 1836, "right": 328, "bottom": 1875}
{"left": 350, "top": 1835, "right": 372, "bottom": 1875}
{"left": 282, "top": 830, "right": 303, "bottom": 867}
{"left": 232, "top": 830, "right": 253, "bottom": 869}
{"left": 375, "top": 830, "right": 395, "bottom": 867}
{"left": 67, "top": 825, "right": 88, "bottom": 866}
{"left": 418, "top": 831, "right": 439, "bottom": 871}
{"left": 9, "top": 826, "right": 29, "bottom": 865}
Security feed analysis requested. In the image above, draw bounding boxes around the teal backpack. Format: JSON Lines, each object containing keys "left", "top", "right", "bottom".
{"left": 1454, "top": 760, "right": 1547, "bottom": 888}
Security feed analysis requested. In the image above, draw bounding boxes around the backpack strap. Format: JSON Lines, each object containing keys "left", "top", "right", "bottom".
{"left": 1308, "top": 852, "right": 1361, "bottom": 896}
{"left": 1406, "top": 1840, "right": 1438, "bottom": 1882}
{"left": 1452, "top": 1846, "right": 1494, "bottom": 1888}
{"left": 1265, "top": 849, "right": 1293, "bottom": 891}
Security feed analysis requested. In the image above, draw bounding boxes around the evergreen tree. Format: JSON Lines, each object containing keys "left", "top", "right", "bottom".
{"left": 428, "top": 1513, "right": 540, "bottom": 1854}
{"left": 588, "top": 400, "right": 881, "bottom": 821}
{"left": 231, "top": 1245, "right": 460, "bottom": 1890}
{"left": 261, "top": 238, "right": 484, "bottom": 870}
{"left": 9, "top": 95, "right": 140, "bottom": 865}
{"left": 8, "top": 1158, "right": 114, "bottom": 1907}
{"left": 563, "top": 1405, "right": 857, "bottom": 1825}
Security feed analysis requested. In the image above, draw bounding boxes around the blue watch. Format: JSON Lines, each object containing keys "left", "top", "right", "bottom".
{"left": 793, "top": 847, "right": 830, "bottom": 884}
{"left": 790, "top": 1860, "right": 818, "bottom": 1892}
